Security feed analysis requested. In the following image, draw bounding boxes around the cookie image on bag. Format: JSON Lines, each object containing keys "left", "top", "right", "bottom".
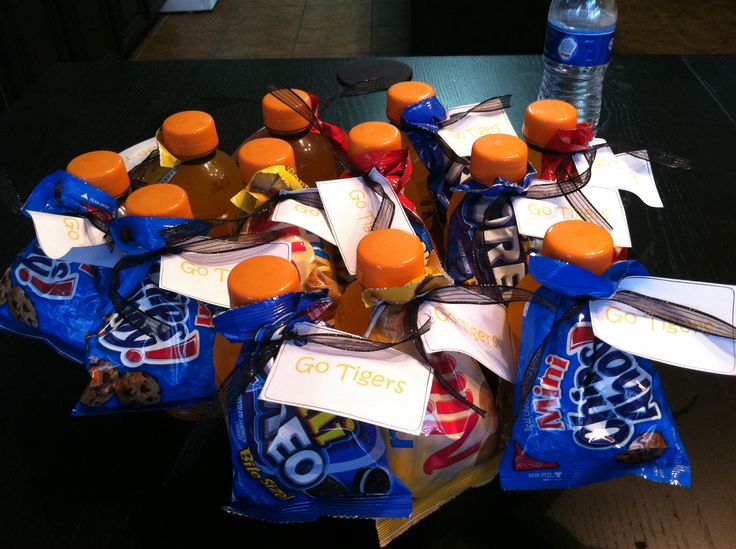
{"left": 616, "top": 431, "right": 667, "bottom": 464}
{"left": 0, "top": 269, "right": 11, "bottom": 306}
{"left": 305, "top": 475, "right": 348, "bottom": 498}
{"left": 116, "top": 371, "right": 162, "bottom": 407}
{"left": 8, "top": 285, "right": 38, "bottom": 328}
{"left": 79, "top": 363, "right": 120, "bottom": 407}
{"left": 352, "top": 467, "right": 391, "bottom": 496}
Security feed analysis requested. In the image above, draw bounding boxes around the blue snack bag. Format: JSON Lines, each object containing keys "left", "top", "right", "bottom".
{"left": 500, "top": 256, "right": 691, "bottom": 490}
{"left": 215, "top": 291, "right": 413, "bottom": 521}
{"left": 0, "top": 171, "right": 120, "bottom": 362}
{"left": 73, "top": 267, "right": 218, "bottom": 414}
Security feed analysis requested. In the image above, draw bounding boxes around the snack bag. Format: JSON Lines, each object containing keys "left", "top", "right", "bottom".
{"left": 367, "top": 302, "right": 501, "bottom": 546}
{"left": 214, "top": 291, "right": 413, "bottom": 521}
{"left": 500, "top": 257, "right": 691, "bottom": 489}
{"left": 0, "top": 171, "right": 120, "bottom": 362}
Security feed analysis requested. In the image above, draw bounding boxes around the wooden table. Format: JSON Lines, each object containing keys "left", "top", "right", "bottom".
{"left": 0, "top": 55, "right": 734, "bottom": 549}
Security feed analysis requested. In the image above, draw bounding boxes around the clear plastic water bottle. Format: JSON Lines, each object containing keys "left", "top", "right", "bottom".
{"left": 538, "top": 0, "right": 617, "bottom": 130}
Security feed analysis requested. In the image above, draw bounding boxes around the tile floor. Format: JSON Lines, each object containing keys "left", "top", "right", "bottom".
{"left": 132, "top": 0, "right": 736, "bottom": 60}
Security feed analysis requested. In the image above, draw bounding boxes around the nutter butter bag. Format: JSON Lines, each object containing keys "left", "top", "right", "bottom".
{"left": 500, "top": 256, "right": 691, "bottom": 490}
{"left": 0, "top": 169, "right": 123, "bottom": 362}
{"left": 214, "top": 291, "right": 413, "bottom": 521}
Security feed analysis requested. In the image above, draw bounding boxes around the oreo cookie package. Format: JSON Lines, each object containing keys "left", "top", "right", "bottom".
{"left": 500, "top": 257, "right": 691, "bottom": 490}
{"left": 214, "top": 291, "right": 413, "bottom": 521}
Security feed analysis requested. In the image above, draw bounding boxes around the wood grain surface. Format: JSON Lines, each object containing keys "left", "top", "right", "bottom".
{"left": 0, "top": 55, "right": 734, "bottom": 549}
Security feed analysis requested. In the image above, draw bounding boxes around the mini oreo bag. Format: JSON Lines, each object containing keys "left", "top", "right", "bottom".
{"left": 214, "top": 291, "right": 413, "bottom": 521}
{"left": 500, "top": 257, "right": 691, "bottom": 489}
{"left": 0, "top": 171, "right": 119, "bottom": 362}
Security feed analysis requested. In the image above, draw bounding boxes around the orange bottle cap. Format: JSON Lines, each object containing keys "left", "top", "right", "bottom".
{"left": 348, "top": 121, "right": 402, "bottom": 157}
{"left": 228, "top": 255, "right": 301, "bottom": 307}
{"left": 124, "top": 184, "right": 194, "bottom": 218}
{"left": 66, "top": 150, "right": 130, "bottom": 199}
{"left": 161, "top": 111, "right": 219, "bottom": 158}
{"left": 522, "top": 99, "right": 578, "bottom": 148}
{"left": 238, "top": 138, "right": 297, "bottom": 183}
{"left": 470, "top": 134, "right": 528, "bottom": 185}
{"left": 262, "top": 89, "right": 312, "bottom": 133}
{"left": 386, "top": 81, "right": 436, "bottom": 125}
{"left": 356, "top": 229, "right": 425, "bottom": 289}
{"left": 541, "top": 220, "right": 614, "bottom": 275}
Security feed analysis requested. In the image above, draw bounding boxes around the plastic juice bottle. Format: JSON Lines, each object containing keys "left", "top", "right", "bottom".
{"left": 123, "top": 183, "right": 194, "bottom": 218}
{"left": 444, "top": 134, "right": 528, "bottom": 246}
{"left": 348, "top": 121, "right": 402, "bottom": 159}
{"left": 386, "top": 81, "right": 438, "bottom": 231}
{"left": 507, "top": 219, "right": 613, "bottom": 355}
{"left": 522, "top": 99, "right": 578, "bottom": 177}
{"left": 213, "top": 255, "right": 301, "bottom": 387}
{"left": 66, "top": 150, "right": 131, "bottom": 203}
{"left": 240, "top": 89, "right": 339, "bottom": 187}
{"left": 333, "top": 228, "right": 425, "bottom": 337}
{"left": 238, "top": 137, "right": 297, "bottom": 184}
{"left": 159, "top": 110, "right": 243, "bottom": 224}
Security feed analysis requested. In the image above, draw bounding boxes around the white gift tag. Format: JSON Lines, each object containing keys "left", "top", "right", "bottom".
{"left": 28, "top": 211, "right": 109, "bottom": 259}
{"left": 158, "top": 241, "right": 291, "bottom": 308}
{"left": 271, "top": 192, "right": 336, "bottom": 245}
{"left": 417, "top": 301, "right": 516, "bottom": 381}
{"left": 118, "top": 137, "right": 158, "bottom": 171}
{"left": 261, "top": 323, "right": 433, "bottom": 435}
{"left": 573, "top": 140, "right": 663, "bottom": 208}
{"left": 590, "top": 276, "right": 736, "bottom": 375}
{"left": 57, "top": 244, "right": 125, "bottom": 268}
{"left": 438, "top": 103, "right": 517, "bottom": 158}
{"left": 260, "top": 323, "right": 432, "bottom": 435}
{"left": 317, "top": 171, "right": 415, "bottom": 274}
{"left": 512, "top": 185, "right": 632, "bottom": 248}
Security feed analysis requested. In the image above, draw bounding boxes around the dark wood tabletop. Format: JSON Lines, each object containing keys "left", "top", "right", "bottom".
{"left": 1, "top": 55, "right": 735, "bottom": 549}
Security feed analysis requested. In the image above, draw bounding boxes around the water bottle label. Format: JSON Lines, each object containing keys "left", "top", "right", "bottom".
{"left": 544, "top": 23, "right": 615, "bottom": 67}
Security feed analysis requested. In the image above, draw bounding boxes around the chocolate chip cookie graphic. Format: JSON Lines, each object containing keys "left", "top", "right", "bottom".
{"left": 616, "top": 431, "right": 667, "bottom": 464}
{"left": 116, "top": 371, "right": 162, "bottom": 407}
{"left": 8, "top": 286, "right": 38, "bottom": 328}
{"left": 79, "top": 366, "right": 120, "bottom": 407}
{"left": 0, "top": 269, "right": 11, "bottom": 306}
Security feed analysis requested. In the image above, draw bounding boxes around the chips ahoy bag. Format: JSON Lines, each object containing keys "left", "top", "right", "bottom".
{"left": 0, "top": 171, "right": 120, "bottom": 362}
{"left": 500, "top": 255, "right": 691, "bottom": 490}
{"left": 214, "top": 291, "right": 413, "bottom": 521}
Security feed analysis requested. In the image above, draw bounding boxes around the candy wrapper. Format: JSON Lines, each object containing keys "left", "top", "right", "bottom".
{"left": 214, "top": 291, "right": 413, "bottom": 521}
{"left": 0, "top": 171, "right": 120, "bottom": 362}
{"left": 500, "top": 257, "right": 691, "bottom": 490}
{"left": 445, "top": 165, "right": 536, "bottom": 287}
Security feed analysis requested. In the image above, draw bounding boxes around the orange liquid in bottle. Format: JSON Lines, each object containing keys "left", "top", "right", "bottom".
{"left": 66, "top": 150, "right": 131, "bottom": 203}
{"left": 333, "top": 229, "right": 426, "bottom": 336}
{"left": 159, "top": 111, "right": 243, "bottom": 232}
{"left": 237, "top": 89, "right": 339, "bottom": 187}
{"left": 213, "top": 255, "right": 301, "bottom": 387}
{"left": 507, "top": 220, "right": 614, "bottom": 359}
{"left": 387, "top": 81, "right": 438, "bottom": 236}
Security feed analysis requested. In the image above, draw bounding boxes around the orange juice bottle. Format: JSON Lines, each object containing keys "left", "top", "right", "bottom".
{"left": 348, "top": 121, "right": 402, "bottom": 160}
{"left": 159, "top": 111, "right": 243, "bottom": 224}
{"left": 333, "top": 228, "right": 425, "bottom": 336}
{"left": 66, "top": 150, "right": 131, "bottom": 203}
{"left": 238, "top": 137, "right": 296, "bottom": 185}
{"left": 241, "top": 89, "right": 339, "bottom": 187}
{"left": 213, "top": 255, "right": 301, "bottom": 387}
{"left": 444, "top": 134, "right": 528, "bottom": 247}
{"left": 386, "top": 81, "right": 437, "bottom": 232}
{"left": 507, "top": 219, "right": 614, "bottom": 356}
{"left": 123, "top": 183, "right": 194, "bottom": 218}
{"left": 522, "top": 99, "right": 578, "bottom": 178}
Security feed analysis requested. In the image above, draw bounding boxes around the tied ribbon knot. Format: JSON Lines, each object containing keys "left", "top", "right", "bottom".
{"left": 348, "top": 148, "right": 417, "bottom": 214}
